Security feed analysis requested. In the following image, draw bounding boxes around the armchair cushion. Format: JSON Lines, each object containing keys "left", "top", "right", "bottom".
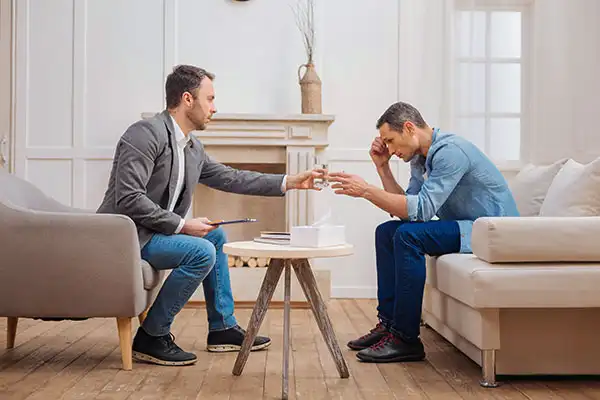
{"left": 472, "top": 216, "right": 600, "bottom": 263}
{"left": 142, "top": 260, "right": 162, "bottom": 290}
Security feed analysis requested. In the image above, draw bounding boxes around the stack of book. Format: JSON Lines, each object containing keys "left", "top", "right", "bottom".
{"left": 253, "top": 231, "right": 290, "bottom": 245}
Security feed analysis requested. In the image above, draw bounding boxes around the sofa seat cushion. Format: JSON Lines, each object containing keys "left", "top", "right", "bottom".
{"left": 141, "top": 260, "right": 162, "bottom": 290}
{"left": 426, "top": 254, "right": 600, "bottom": 308}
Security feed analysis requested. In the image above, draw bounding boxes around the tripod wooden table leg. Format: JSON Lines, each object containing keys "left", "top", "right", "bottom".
{"left": 282, "top": 260, "right": 291, "bottom": 400}
{"left": 292, "top": 258, "right": 349, "bottom": 378}
{"left": 232, "top": 259, "right": 285, "bottom": 376}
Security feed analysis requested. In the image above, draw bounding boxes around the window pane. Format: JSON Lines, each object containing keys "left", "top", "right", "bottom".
{"left": 490, "top": 118, "right": 520, "bottom": 161}
{"left": 490, "top": 64, "right": 521, "bottom": 113}
{"left": 457, "top": 117, "right": 486, "bottom": 152}
{"left": 458, "top": 62, "right": 486, "bottom": 113}
{"left": 456, "top": 11, "right": 486, "bottom": 58}
{"left": 490, "top": 11, "right": 521, "bottom": 58}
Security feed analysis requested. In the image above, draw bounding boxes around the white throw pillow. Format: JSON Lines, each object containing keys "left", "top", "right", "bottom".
{"left": 508, "top": 158, "right": 568, "bottom": 216}
{"left": 539, "top": 157, "right": 600, "bottom": 217}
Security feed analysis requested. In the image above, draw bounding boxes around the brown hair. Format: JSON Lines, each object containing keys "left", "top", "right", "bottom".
{"left": 376, "top": 102, "right": 427, "bottom": 132}
{"left": 165, "top": 65, "right": 215, "bottom": 109}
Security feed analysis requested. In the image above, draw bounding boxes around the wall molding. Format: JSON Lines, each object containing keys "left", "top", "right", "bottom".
{"left": 331, "top": 286, "right": 377, "bottom": 299}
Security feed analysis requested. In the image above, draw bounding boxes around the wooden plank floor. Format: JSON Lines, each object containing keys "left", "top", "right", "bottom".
{"left": 2, "top": 299, "right": 600, "bottom": 399}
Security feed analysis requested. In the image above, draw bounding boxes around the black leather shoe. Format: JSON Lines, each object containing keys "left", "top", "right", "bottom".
{"left": 347, "top": 322, "right": 388, "bottom": 350}
{"left": 132, "top": 328, "right": 197, "bottom": 366}
{"left": 207, "top": 325, "right": 271, "bottom": 352}
{"left": 356, "top": 332, "right": 425, "bottom": 363}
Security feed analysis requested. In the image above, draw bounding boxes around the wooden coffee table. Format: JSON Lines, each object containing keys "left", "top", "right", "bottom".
{"left": 224, "top": 241, "right": 354, "bottom": 400}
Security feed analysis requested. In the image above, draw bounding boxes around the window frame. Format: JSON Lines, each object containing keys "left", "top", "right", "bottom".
{"left": 453, "top": 0, "right": 533, "bottom": 170}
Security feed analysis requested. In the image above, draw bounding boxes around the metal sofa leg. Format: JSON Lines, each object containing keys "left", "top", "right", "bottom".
{"left": 480, "top": 349, "right": 499, "bottom": 388}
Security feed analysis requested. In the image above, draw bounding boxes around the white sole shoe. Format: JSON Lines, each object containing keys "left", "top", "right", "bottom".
{"left": 132, "top": 351, "right": 198, "bottom": 366}
{"left": 206, "top": 340, "right": 271, "bottom": 353}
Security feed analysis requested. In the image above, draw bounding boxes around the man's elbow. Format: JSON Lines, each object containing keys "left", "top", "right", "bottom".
{"left": 115, "top": 192, "right": 138, "bottom": 214}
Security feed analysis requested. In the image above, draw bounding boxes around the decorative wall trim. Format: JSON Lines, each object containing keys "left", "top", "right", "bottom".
{"left": 331, "top": 286, "right": 377, "bottom": 299}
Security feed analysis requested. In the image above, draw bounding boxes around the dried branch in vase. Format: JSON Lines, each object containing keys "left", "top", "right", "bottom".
{"left": 292, "top": 0, "right": 315, "bottom": 64}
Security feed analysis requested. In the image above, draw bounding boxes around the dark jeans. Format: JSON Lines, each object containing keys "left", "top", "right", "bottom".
{"left": 375, "top": 220, "right": 460, "bottom": 341}
{"left": 140, "top": 227, "right": 236, "bottom": 336}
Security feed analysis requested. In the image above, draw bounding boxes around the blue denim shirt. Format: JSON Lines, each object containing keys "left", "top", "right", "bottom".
{"left": 404, "top": 128, "right": 519, "bottom": 253}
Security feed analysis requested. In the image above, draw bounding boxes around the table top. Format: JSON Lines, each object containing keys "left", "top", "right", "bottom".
{"left": 223, "top": 241, "right": 354, "bottom": 259}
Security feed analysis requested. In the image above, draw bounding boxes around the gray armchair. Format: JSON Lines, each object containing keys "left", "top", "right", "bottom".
{"left": 0, "top": 168, "right": 164, "bottom": 370}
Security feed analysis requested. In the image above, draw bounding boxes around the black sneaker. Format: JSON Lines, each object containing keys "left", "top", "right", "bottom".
{"left": 347, "top": 322, "right": 388, "bottom": 350}
{"left": 356, "top": 332, "right": 425, "bottom": 363}
{"left": 132, "top": 327, "right": 197, "bottom": 366}
{"left": 206, "top": 325, "right": 271, "bottom": 352}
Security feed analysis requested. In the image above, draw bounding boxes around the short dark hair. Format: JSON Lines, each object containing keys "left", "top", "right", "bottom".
{"left": 376, "top": 102, "right": 427, "bottom": 132}
{"left": 165, "top": 65, "right": 215, "bottom": 109}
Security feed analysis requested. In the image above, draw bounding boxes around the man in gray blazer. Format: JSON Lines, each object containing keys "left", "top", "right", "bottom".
{"left": 97, "top": 64, "right": 324, "bottom": 366}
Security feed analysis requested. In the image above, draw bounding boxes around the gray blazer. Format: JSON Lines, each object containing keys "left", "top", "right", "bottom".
{"left": 97, "top": 110, "right": 285, "bottom": 248}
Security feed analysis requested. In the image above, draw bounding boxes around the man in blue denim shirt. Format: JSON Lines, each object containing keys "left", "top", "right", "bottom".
{"left": 328, "top": 102, "right": 518, "bottom": 363}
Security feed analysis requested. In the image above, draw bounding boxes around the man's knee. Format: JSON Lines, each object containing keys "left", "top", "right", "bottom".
{"left": 210, "top": 227, "right": 227, "bottom": 249}
{"left": 392, "top": 223, "right": 420, "bottom": 248}
{"left": 185, "top": 238, "right": 217, "bottom": 274}
{"left": 376, "top": 220, "right": 404, "bottom": 244}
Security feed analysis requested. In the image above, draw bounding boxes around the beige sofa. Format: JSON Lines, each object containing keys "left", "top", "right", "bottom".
{"left": 423, "top": 157, "right": 600, "bottom": 387}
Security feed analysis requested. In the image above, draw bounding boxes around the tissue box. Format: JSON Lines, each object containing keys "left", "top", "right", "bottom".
{"left": 290, "top": 225, "right": 346, "bottom": 248}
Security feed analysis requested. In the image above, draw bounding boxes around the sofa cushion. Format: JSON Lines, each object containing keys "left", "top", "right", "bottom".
{"left": 141, "top": 260, "right": 161, "bottom": 290}
{"left": 426, "top": 254, "right": 600, "bottom": 308}
{"left": 539, "top": 157, "right": 600, "bottom": 217}
{"left": 508, "top": 158, "right": 568, "bottom": 216}
{"left": 471, "top": 216, "right": 600, "bottom": 263}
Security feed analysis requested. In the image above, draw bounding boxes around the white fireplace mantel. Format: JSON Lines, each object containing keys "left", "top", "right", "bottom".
{"left": 141, "top": 112, "right": 335, "bottom": 229}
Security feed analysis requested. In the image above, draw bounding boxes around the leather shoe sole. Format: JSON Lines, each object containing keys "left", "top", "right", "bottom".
{"left": 356, "top": 351, "right": 425, "bottom": 363}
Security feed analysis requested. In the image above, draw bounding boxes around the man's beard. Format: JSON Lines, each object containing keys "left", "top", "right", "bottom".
{"left": 187, "top": 111, "right": 207, "bottom": 131}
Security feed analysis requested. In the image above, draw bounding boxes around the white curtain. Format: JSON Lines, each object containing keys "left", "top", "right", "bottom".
{"left": 396, "top": 0, "right": 476, "bottom": 132}
{"left": 399, "top": 0, "right": 526, "bottom": 164}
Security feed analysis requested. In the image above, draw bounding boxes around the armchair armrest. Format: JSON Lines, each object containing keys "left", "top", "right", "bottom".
{"left": 472, "top": 216, "right": 600, "bottom": 263}
{"left": 0, "top": 204, "right": 147, "bottom": 317}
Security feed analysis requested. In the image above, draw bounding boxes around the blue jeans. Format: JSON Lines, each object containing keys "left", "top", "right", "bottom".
{"left": 140, "top": 227, "right": 237, "bottom": 336}
{"left": 375, "top": 220, "right": 460, "bottom": 341}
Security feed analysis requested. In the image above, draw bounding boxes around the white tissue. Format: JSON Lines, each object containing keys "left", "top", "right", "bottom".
{"left": 312, "top": 208, "right": 332, "bottom": 227}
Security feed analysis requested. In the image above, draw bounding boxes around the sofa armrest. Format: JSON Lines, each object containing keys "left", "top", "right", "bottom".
{"left": 472, "top": 216, "right": 600, "bottom": 263}
{"left": 0, "top": 205, "right": 147, "bottom": 317}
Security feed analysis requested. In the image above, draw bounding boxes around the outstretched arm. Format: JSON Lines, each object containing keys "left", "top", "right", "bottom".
{"left": 329, "top": 144, "right": 469, "bottom": 220}
{"left": 198, "top": 156, "right": 325, "bottom": 195}
{"left": 198, "top": 155, "right": 286, "bottom": 196}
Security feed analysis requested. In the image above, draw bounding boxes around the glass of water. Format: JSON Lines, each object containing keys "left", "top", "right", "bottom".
{"left": 313, "top": 154, "right": 329, "bottom": 189}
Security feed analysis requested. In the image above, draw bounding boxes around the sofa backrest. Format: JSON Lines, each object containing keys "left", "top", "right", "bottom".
{"left": 0, "top": 169, "right": 68, "bottom": 212}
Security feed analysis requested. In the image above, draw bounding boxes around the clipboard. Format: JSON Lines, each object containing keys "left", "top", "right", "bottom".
{"left": 208, "top": 218, "right": 258, "bottom": 226}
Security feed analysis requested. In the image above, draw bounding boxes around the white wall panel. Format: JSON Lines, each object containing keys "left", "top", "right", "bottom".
{"left": 85, "top": 0, "right": 164, "bottom": 149}
{"left": 27, "top": 0, "right": 73, "bottom": 148}
{"left": 321, "top": 0, "right": 399, "bottom": 149}
{"left": 176, "top": 0, "right": 305, "bottom": 115}
{"left": 83, "top": 159, "right": 112, "bottom": 210}
{"left": 26, "top": 159, "right": 72, "bottom": 206}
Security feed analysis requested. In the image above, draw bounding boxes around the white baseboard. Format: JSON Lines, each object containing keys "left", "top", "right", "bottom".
{"left": 331, "top": 286, "right": 377, "bottom": 299}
